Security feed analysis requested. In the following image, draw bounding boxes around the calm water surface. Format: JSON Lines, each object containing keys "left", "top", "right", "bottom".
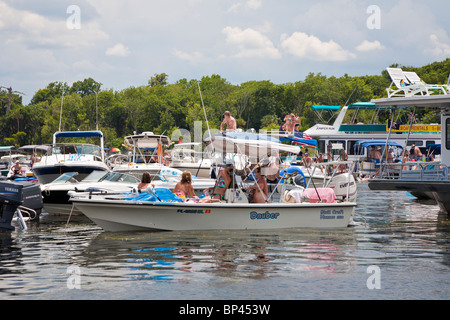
{"left": 0, "top": 184, "right": 449, "bottom": 300}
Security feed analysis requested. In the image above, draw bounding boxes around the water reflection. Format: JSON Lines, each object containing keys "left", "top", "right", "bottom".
{"left": 79, "top": 227, "right": 359, "bottom": 284}
{"left": 0, "top": 183, "right": 449, "bottom": 299}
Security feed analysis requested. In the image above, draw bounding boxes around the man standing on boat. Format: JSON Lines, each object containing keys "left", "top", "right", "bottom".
{"left": 220, "top": 111, "right": 237, "bottom": 132}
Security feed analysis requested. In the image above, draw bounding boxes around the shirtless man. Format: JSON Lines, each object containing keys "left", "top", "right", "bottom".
{"left": 220, "top": 111, "right": 237, "bottom": 132}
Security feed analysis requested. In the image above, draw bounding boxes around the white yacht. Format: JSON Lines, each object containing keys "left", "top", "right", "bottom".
{"left": 32, "top": 130, "right": 109, "bottom": 184}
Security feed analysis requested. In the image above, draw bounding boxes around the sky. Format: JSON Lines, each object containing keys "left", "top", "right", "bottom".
{"left": 1, "top": 0, "right": 450, "bottom": 105}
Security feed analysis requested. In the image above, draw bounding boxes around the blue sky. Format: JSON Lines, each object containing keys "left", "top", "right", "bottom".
{"left": 1, "top": 0, "right": 450, "bottom": 104}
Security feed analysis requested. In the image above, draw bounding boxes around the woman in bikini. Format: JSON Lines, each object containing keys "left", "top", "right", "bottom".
{"left": 173, "top": 171, "right": 196, "bottom": 198}
{"left": 200, "top": 166, "right": 232, "bottom": 202}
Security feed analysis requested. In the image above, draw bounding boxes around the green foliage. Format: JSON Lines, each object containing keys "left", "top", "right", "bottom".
{"left": 1, "top": 59, "right": 449, "bottom": 147}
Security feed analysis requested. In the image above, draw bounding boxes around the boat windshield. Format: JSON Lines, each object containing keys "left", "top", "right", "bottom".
{"left": 50, "top": 172, "right": 80, "bottom": 184}
{"left": 97, "top": 172, "right": 141, "bottom": 183}
{"left": 51, "top": 143, "right": 102, "bottom": 156}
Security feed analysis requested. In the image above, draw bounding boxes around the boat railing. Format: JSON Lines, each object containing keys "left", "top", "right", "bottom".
{"left": 375, "top": 161, "right": 450, "bottom": 181}
{"left": 39, "top": 143, "right": 104, "bottom": 165}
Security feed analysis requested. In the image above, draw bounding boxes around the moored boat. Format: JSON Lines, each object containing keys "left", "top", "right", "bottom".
{"left": 70, "top": 131, "right": 357, "bottom": 231}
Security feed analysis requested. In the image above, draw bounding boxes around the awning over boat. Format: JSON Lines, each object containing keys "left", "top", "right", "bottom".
{"left": 207, "top": 133, "right": 300, "bottom": 158}
{"left": 354, "top": 140, "right": 403, "bottom": 149}
{"left": 348, "top": 102, "right": 412, "bottom": 110}
{"left": 124, "top": 133, "right": 171, "bottom": 148}
{"left": 312, "top": 105, "right": 341, "bottom": 111}
{"left": 54, "top": 131, "right": 104, "bottom": 138}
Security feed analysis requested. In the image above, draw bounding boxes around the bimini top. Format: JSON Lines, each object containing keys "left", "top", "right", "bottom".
{"left": 54, "top": 131, "right": 104, "bottom": 138}
{"left": 312, "top": 105, "right": 341, "bottom": 111}
{"left": 354, "top": 140, "right": 403, "bottom": 149}
{"left": 206, "top": 132, "right": 300, "bottom": 158}
{"left": 124, "top": 132, "right": 170, "bottom": 148}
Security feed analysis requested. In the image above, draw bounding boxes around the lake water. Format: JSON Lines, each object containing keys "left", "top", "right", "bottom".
{"left": 0, "top": 184, "right": 449, "bottom": 301}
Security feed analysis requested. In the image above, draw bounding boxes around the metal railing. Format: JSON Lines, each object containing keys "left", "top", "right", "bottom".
{"left": 373, "top": 161, "right": 450, "bottom": 181}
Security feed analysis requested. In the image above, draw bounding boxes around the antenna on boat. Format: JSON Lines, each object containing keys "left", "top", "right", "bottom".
{"left": 344, "top": 87, "right": 358, "bottom": 106}
{"left": 58, "top": 89, "right": 65, "bottom": 132}
{"left": 95, "top": 91, "right": 99, "bottom": 131}
{"left": 197, "top": 81, "right": 212, "bottom": 140}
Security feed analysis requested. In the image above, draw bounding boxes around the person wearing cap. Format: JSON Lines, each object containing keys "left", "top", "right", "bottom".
{"left": 220, "top": 111, "right": 237, "bottom": 132}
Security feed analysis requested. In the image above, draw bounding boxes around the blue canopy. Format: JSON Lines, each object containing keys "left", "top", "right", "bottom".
{"left": 54, "top": 131, "right": 103, "bottom": 138}
{"left": 348, "top": 102, "right": 376, "bottom": 109}
{"left": 426, "top": 144, "right": 440, "bottom": 152}
{"left": 354, "top": 140, "right": 403, "bottom": 149}
{"left": 312, "top": 105, "right": 341, "bottom": 111}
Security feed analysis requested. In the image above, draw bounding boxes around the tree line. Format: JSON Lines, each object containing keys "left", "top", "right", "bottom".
{"left": 1, "top": 58, "right": 449, "bottom": 150}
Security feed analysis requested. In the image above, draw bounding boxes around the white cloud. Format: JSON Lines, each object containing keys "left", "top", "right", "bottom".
{"left": 228, "top": 0, "right": 262, "bottom": 13}
{"left": 426, "top": 34, "right": 450, "bottom": 57}
{"left": 280, "top": 32, "right": 356, "bottom": 61}
{"left": 246, "top": 0, "right": 262, "bottom": 9}
{"left": 173, "top": 49, "right": 204, "bottom": 64}
{"left": 105, "top": 43, "right": 131, "bottom": 57}
{"left": 356, "top": 40, "right": 385, "bottom": 52}
{"left": 222, "top": 26, "right": 281, "bottom": 59}
{"left": 0, "top": 1, "right": 108, "bottom": 49}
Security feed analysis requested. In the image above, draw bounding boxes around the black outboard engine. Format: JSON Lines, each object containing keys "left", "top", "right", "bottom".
{"left": 0, "top": 181, "right": 43, "bottom": 231}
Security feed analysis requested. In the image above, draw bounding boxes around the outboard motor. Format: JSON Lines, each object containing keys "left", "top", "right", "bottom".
{"left": 0, "top": 181, "right": 43, "bottom": 231}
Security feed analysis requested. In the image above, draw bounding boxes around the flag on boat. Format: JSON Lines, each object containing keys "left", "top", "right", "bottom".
{"left": 293, "top": 131, "right": 312, "bottom": 140}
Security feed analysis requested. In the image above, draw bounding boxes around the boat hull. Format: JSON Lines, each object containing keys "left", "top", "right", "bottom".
{"left": 72, "top": 200, "right": 356, "bottom": 232}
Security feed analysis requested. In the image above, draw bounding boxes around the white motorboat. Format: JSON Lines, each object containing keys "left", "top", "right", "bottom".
{"left": 70, "top": 132, "right": 357, "bottom": 231}
{"left": 169, "top": 142, "right": 213, "bottom": 178}
{"left": 41, "top": 171, "right": 141, "bottom": 215}
{"left": 32, "top": 131, "right": 109, "bottom": 184}
{"left": 41, "top": 170, "right": 216, "bottom": 216}
{"left": 112, "top": 131, "right": 172, "bottom": 179}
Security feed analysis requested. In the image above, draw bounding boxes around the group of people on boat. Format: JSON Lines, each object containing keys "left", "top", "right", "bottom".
{"left": 137, "top": 163, "right": 270, "bottom": 204}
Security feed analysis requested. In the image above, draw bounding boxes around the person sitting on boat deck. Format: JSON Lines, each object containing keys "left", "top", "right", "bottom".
{"left": 200, "top": 166, "right": 232, "bottom": 202}
{"left": 246, "top": 166, "right": 269, "bottom": 203}
{"left": 137, "top": 172, "right": 155, "bottom": 191}
{"left": 220, "top": 111, "right": 237, "bottom": 132}
{"left": 302, "top": 152, "right": 313, "bottom": 168}
{"left": 173, "top": 171, "right": 196, "bottom": 199}
{"left": 10, "top": 161, "right": 22, "bottom": 176}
